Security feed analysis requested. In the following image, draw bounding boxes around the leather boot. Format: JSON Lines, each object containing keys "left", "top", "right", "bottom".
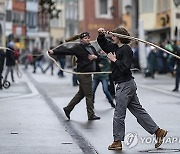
{"left": 108, "top": 141, "right": 122, "bottom": 150}
{"left": 155, "top": 128, "right": 168, "bottom": 148}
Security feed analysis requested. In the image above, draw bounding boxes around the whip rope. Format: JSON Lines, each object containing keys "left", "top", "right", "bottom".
{"left": 46, "top": 41, "right": 112, "bottom": 75}
{"left": 46, "top": 40, "right": 139, "bottom": 75}
{"left": 103, "top": 31, "right": 180, "bottom": 60}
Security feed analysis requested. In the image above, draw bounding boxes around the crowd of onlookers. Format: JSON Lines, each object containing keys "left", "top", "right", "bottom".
{"left": 131, "top": 40, "right": 180, "bottom": 78}
{"left": 0, "top": 40, "right": 68, "bottom": 90}
{"left": 131, "top": 39, "right": 180, "bottom": 91}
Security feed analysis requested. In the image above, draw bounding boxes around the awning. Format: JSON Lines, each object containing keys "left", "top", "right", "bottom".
{"left": 145, "top": 27, "right": 170, "bottom": 33}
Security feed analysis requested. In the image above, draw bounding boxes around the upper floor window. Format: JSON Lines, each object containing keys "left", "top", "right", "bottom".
{"left": 13, "top": 11, "right": 25, "bottom": 24}
{"left": 95, "top": 0, "right": 113, "bottom": 19}
{"left": 140, "top": 0, "right": 154, "bottom": 13}
{"left": 50, "top": 11, "right": 64, "bottom": 28}
{"left": 100, "top": 0, "right": 108, "bottom": 14}
{"left": 26, "top": 11, "right": 38, "bottom": 28}
{"left": 157, "top": 0, "right": 170, "bottom": 13}
{"left": 6, "top": 10, "right": 12, "bottom": 22}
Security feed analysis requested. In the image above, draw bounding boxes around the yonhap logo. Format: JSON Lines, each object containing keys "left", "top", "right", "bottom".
{"left": 124, "top": 132, "right": 180, "bottom": 149}
{"left": 124, "top": 132, "right": 138, "bottom": 148}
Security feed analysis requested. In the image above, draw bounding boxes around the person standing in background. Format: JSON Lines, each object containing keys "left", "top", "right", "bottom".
{"left": 0, "top": 50, "right": 6, "bottom": 89}
{"left": 92, "top": 50, "right": 115, "bottom": 108}
{"left": 32, "top": 47, "right": 44, "bottom": 73}
{"left": 57, "top": 41, "right": 66, "bottom": 78}
{"left": 3, "top": 41, "right": 16, "bottom": 83}
{"left": 172, "top": 40, "right": 180, "bottom": 92}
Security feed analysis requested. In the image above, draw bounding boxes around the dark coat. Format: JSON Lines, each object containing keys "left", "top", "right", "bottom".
{"left": 93, "top": 54, "right": 110, "bottom": 80}
{"left": 5, "top": 47, "right": 15, "bottom": 67}
{"left": 53, "top": 43, "right": 100, "bottom": 72}
{"left": 147, "top": 50, "right": 157, "bottom": 72}
{"left": 173, "top": 44, "right": 180, "bottom": 67}
{"left": 0, "top": 50, "right": 6, "bottom": 75}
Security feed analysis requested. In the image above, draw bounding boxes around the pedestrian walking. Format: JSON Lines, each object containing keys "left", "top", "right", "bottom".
{"left": 97, "top": 27, "right": 167, "bottom": 150}
{"left": 146, "top": 46, "right": 157, "bottom": 78}
{"left": 57, "top": 55, "right": 66, "bottom": 77}
{"left": 92, "top": 50, "right": 115, "bottom": 108}
{"left": 71, "top": 55, "right": 78, "bottom": 86}
{"left": 32, "top": 47, "right": 44, "bottom": 73}
{"left": 48, "top": 32, "right": 100, "bottom": 120}
{"left": 172, "top": 40, "right": 180, "bottom": 92}
{"left": 43, "top": 47, "right": 55, "bottom": 75}
{"left": 23, "top": 48, "right": 32, "bottom": 70}
{"left": 3, "top": 41, "right": 16, "bottom": 83}
{"left": 0, "top": 49, "right": 6, "bottom": 89}
{"left": 43, "top": 59, "right": 54, "bottom": 75}
{"left": 165, "top": 40, "right": 175, "bottom": 76}
{"left": 57, "top": 41, "right": 66, "bottom": 78}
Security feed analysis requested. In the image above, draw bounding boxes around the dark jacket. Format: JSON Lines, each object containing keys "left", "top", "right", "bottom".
{"left": 6, "top": 46, "right": 16, "bottom": 67}
{"left": 97, "top": 34, "right": 134, "bottom": 84}
{"left": 93, "top": 54, "right": 110, "bottom": 80}
{"left": 0, "top": 50, "right": 6, "bottom": 75}
{"left": 147, "top": 50, "right": 157, "bottom": 72}
{"left": 53, "top": 43, "right": 100, "bottom": 72}
{"left": 174, "top": 45, "right": 180, "bottom": 67}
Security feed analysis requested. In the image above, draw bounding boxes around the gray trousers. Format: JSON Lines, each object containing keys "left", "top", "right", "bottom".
{"left": 4, "top": 66, "right": 14, "bottom": 82}
{"left": 113, "top": 79, "right": 159, "bottom": 141}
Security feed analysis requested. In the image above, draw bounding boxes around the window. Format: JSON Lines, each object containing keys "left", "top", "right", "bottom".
{"left": 95, "top": 0, "right": 113, "bottom": 19}
{"left": 50, "top": 11, "right": 64, "bottom": 28}
{"left": 12, "top": 11, "right": 25, "bottom": 24}
{"left": 100, "top": 0, "right": 108, "bottom": 14}
{"left": 26, "top": 11, "right": 38, "bottom": 28}
{"left": 6, "top": 10, "right": 12, "bottom": 22}
{"left": 140, "top": 0, "right": 154, "bottom": 13}
{"left": 157, "top": 0, "right": 170, "bottom": 13}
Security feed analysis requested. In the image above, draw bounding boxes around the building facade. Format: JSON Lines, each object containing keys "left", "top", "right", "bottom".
{"left": 12, "top": 0, "right": 26, "bottom": 50}
{"left": 0, "top": 0, "right": 5, "bottom": 46}
{"left": 4, "top": 0, "right": 13, "bottom": 46}
{"left": 64, "top": 0, "right": 79, "bottom": 39}
{"left": 139, "top": 0, "right": 180, "bottom": 43}
{"left": 26, "top": 0, "right": 39, "bottom": 52}
{"left": 122, "top": 0, "right": 180, "bottom": 43}
{"left": 78, "top": 0, "right": 122, "bottom": 40}
{"left": 50, "top": 0, "right": 66, "bottom": 46}
{"left": 170, "top": 0, "right": 180, "bottom": 42}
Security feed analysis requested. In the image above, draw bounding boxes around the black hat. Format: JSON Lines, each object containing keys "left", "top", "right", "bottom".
{"left": 79, "top": 32, "right": 90, "bottom": 39}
